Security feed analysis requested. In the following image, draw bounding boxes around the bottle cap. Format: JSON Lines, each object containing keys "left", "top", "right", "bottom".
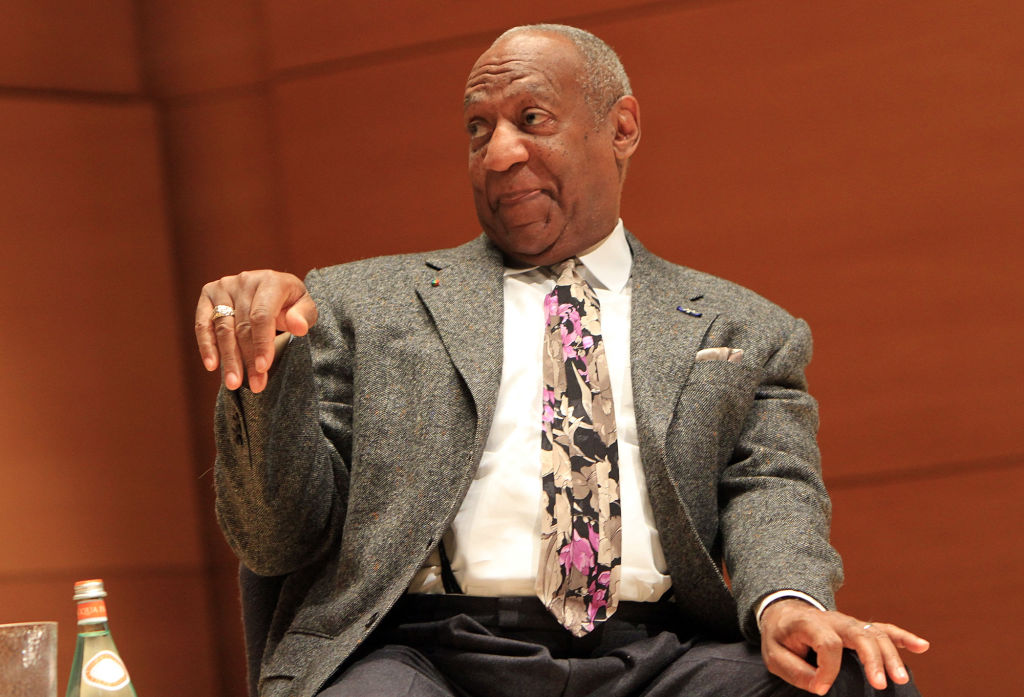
{"left": 73, "top": 579, "right": 108, "bottom": 601}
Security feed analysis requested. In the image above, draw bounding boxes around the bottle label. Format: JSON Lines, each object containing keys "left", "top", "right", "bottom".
{"left": 83, "top": 650, "right": 131, "bottom": 690}
{"left": 77, "top": 599, "right": 108, "bottom": 623}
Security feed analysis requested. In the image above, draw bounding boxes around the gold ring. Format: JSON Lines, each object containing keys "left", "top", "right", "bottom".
{"left": 212, "top": 304, "right": 235, "bottom": 320}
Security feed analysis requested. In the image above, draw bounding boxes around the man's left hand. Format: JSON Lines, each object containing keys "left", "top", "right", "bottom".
{"left": 760, "top": 598, "right": 930, "bottom": 695}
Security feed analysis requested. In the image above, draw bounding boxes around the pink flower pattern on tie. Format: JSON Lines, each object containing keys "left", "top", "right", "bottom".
{"left": 536, "top": 258, "right": 621, "bottom": 637}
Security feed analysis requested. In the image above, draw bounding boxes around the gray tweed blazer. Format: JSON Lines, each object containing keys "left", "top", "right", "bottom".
{"left": 214, "top": 231, "right": 842, "bottom": 697}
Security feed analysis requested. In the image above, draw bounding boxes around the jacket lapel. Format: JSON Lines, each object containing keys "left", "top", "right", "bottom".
{"left": 414, "top": 236, "right": 506, "bottom": 450}
{"left": 628, "top": 233, "right": 739, "bottom": 636}
{"left": 628, "top": 233, "right": 716, "bottom": 455}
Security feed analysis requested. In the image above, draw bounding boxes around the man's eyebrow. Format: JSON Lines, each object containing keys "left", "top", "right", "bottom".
{"left": 463, "top": 82, "right": 558, "bottom": 110}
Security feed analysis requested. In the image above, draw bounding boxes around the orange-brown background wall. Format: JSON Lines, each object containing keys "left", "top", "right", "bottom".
{"left": 1, "top": 2, "right": 1020, "bottom": 695}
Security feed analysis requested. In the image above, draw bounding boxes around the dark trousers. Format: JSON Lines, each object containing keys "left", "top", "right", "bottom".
{"left": 319, "top": 595, "right": 920, "bottom": 697}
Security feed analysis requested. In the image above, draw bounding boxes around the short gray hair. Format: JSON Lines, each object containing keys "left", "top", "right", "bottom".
{"left": 495, "top": 24, "right": 632, "bottom": 121}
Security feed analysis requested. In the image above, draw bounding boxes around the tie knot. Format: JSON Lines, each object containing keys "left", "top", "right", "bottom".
{"left": 551, "top": 257, "right": 580, "bottom": 286}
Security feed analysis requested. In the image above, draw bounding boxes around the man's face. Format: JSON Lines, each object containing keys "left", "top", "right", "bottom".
{"left": 464, "top": 33, "right": 624, "bottom": 266}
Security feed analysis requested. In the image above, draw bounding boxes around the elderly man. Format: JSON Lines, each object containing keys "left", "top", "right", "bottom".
{"left": 196, "top": 24, "right": 928, "bottom": 697}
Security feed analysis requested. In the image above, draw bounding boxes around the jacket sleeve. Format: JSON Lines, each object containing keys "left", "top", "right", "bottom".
{"left": 213, "top": 267, "right": 352, "bottom": 576}
{"left": 717, "top": 317, "right": 844, "bottom": 641}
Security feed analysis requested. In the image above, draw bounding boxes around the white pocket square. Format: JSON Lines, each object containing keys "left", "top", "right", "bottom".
{"left": 695, "top": 347, "right": 744, "bottom": 364}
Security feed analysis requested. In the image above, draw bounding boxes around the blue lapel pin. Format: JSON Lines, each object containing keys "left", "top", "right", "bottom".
{"left": 677, "top": 306, "right": 702, "bottom": 317}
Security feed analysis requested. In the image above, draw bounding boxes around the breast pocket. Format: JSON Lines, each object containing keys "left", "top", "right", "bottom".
{"left": 686, "top": 359, "right": 762, "bottom": 392}
{"left": 677, "top": 359, "right": 761, "bottom": 463}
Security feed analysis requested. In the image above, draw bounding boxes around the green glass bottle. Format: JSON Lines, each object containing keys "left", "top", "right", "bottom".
{"left": 65, "top": 579, "right": 138, "bottom": 697}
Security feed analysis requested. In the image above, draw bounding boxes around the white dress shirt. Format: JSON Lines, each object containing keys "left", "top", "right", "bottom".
{"left": 410, "top": 221, "right": 672, "bottom": 601}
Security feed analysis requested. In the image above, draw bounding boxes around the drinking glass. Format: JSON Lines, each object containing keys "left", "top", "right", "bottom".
{"left": 0, "top": 622, "right": 57, "bottom": 697}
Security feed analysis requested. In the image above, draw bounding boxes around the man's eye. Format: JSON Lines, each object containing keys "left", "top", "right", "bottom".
{"left": 523, "top": 110, "right": 550, "bottom": 127}
{"left": 467, "top": 121, "right": 491, "bottom": 140}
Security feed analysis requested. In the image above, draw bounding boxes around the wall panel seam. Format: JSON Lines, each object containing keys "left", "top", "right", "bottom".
{"left": 0, "top": 85, "right": 147, "bottom": 104}
{"left": 0, "top": 563, "right": 209, "bottom": 585}
{"left": 826, "top": 453, "right": 1023, "bottom": 490}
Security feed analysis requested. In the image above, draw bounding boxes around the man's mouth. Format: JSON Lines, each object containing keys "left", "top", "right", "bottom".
{"left": 495, "top": 188, "right": 545, "bottom": 207}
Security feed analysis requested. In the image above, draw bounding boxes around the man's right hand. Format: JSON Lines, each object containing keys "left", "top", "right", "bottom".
{"left": 195, "top": 270, "right": 318, "bottom": 393}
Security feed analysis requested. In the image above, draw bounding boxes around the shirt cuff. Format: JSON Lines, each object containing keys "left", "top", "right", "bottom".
{"left": 756, "top": 590, "right": 827, "bottom": 631}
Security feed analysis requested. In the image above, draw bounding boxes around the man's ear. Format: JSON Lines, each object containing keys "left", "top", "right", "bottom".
{"left": 611, "top": 95, "right": 641, "bottom": 163}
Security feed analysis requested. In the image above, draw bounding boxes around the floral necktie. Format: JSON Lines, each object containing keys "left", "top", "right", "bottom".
{"left": 536, "top": 257, "right": 621, "bottom": 636}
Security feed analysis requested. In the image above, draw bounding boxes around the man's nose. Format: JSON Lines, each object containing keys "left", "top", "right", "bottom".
{"left": 483, "top": 121, "right": 528, "bottom": 172}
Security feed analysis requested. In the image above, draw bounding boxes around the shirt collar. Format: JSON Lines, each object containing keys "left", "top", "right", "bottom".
{"left": 503, "top": 219, "right": 632, "bottom": 293}
{"left": 578, "top": 219, "right": 630, "bottom": 292}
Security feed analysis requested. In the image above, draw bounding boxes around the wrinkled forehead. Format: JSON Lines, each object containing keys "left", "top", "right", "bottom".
{"left": 464, "top": 34, "right": 580, "bottom": 108}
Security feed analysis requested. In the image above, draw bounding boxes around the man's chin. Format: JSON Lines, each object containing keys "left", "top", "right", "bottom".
{"left": 485, "top": 221, "right": 561, "bottom": 264}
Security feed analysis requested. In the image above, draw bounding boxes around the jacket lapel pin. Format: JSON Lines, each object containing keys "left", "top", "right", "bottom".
{"left": 677, "top": 306, "right": 702, "bottom": 317}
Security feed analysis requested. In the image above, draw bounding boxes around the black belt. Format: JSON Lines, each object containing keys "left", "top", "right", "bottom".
{"left": 428, "top": 539, "right": 682, "bottom": 631}
{"left": 392, "top": 593, "right": 687, "bottom": 633}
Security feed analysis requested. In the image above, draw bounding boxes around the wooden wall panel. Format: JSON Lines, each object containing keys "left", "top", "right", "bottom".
{"left": 0, "top": 98, "right": 203, "bottom": 571}
{"left": 272, "top": 48, "right": 480, "bottom": 271}
{"left": 264, "top": 0, "right": 655, "bottom": 72}
{"left": 588, "top": 0, "right": 1024, "bottom": 478}
{"left": 0, "top": 0, "right": 141, "bottom": 93}
{"left": 0, "top": 97, "right": 216, "bottom": 695}
{"left": 138, "top": 0, "right": 266, "bottom": 97}
{"left": 830, "top": 463, "right": 1024, "bottom": 696}
{"left": 163, "top": 93, "right": 288, "bottom": 283}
